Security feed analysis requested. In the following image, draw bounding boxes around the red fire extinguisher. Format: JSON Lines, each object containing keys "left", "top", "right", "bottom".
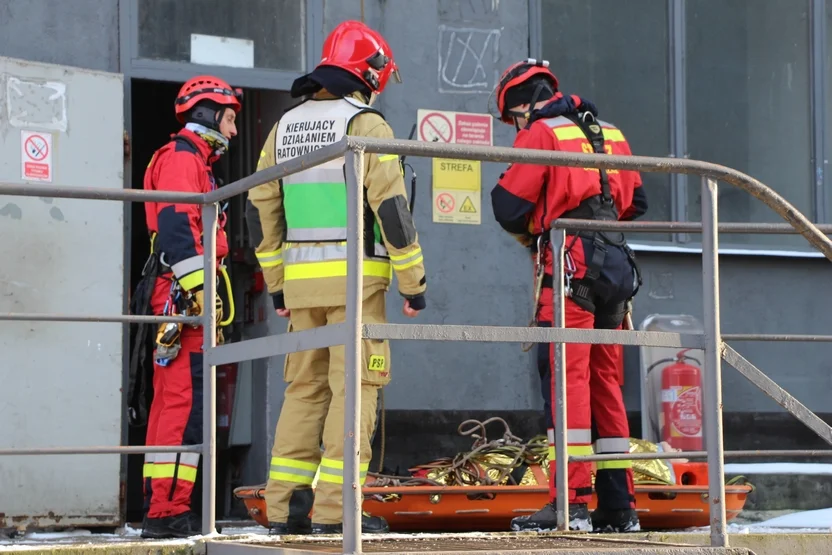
{"left": 653, "top": 349, "right": 703, "bottom": 451}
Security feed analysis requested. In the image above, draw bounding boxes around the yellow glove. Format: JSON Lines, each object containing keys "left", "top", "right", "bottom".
{"left": 190, "top": 290, "right": 205, "bottom": 317}
{"left": 188, "top": 290, "right": 223, "bottom": 327}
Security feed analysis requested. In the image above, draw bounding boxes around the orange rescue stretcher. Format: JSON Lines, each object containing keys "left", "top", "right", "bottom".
{"left": 235, "top": 452, "right": 752, "bottom": 532}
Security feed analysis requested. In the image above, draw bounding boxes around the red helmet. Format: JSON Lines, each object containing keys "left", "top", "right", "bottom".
{"left": 174, "top": 75, "right": 243, "bottom": 123}
{"left": 495, "top": 59, "right": 558, "bottom": 123}
{"left": 318, "top": 20, "right": 401, "bottom": 93}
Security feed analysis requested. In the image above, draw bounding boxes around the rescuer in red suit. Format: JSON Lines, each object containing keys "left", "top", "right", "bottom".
{"left": 490, "top": 59, "right": 648, "bottom": 533}
{"left": 140, "top": 75, "right": 242, "bottom": 539}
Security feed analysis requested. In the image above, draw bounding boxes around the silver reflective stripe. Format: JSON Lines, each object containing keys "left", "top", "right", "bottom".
{"left": 286, "top": 227, "right": 348, "bottom": 241}
{"left": 171, "top": 255, "right": 203, "bottom": 279}
{"left": 374, "top": 243, "right": 388, "bottom": 257}
{"left": 319, "top": 466, "right": 343, "bottom": 479}
{"left": 144, "top": 453, "right": 156, "bottom": 464}
{"left": 390, "top": 251, "right": 421, "bottom": 268}
{"left": 270, "top": 464, "right": 317, "bottom": 479}
{"left": 283, "top": 167, "right": 346, "bottom": 187}
{"left": 284, "top": 243, "right": 388, "bottom": 264}
{"left": 543, "top": 116, "right": 572, "bottom": 129}
{"left": 547, "top": 428, "right": 592, "bottom": 444}
{"left": 154, "top": 452, "right": 201, "bottom": 466}
{"left": 284, "top": 244, "right": 348, "bottom": 264}
{"left": 594, "top": 437, "right": 631, "bottom": 454}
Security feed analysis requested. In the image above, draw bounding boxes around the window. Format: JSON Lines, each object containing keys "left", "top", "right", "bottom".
{"left": 137, "top": 0, "right": 305, "bottom": 71}
{"left": 686, "top": 0, "right": 812, "bottom": 249}
{"left": 540, "top": 0, "right": 672, "bottom": 242}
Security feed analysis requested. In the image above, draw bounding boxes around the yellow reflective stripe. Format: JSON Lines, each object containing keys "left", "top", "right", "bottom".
{"left": 602, "top": 128, "right": 625, "bottom": 142}
{"left": 393, "top": 255, "right": 423, "bottom": 271}
{"left": 178, "top": 269, "right": 205, "bottom": 291}
{"left": 284, "top": 260, "right": 392, "bottom": 281}
{"left": 318, "top": 458, "right": 369, "bottom": 485}
{"left": 549, "top": 444, "right": 594, "bottom": 460}
{"left": 271, "top": 457, "right": 318, "bottom": 471}
{"left": 552, "top": 125, "right": 584, "bottom": 141}
{"left": 142, "top": 463, "right": 153, "bottom": 478}
{"left": 389, "top": 248, "right": 422, "bottom": 261}
{"left": 148, "top": 463, "right": 197, "bottom": 483}
{"left": 270, "top": 471, "right": 315, "bottom": 484}
{"left": 389, "top": 248, "right": 423, "bottom": 271}
{"left": 596, "top": 460, "right": 633, "bottom": 470}
{"left": 552, "top": 125, "right": 626, "bottom": 143}
{"left": 256, "top": 249, "right": 283, "bottom": 268}
{"left": 378, "top": 154, "right": 398, "bottom": 162}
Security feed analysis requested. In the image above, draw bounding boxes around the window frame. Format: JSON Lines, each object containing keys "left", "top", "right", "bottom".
{"left": 531, "top": 0, "right": 827, "bottom": 258}
{"left": 123, "top": 0, "right": 324, "bottom": 90}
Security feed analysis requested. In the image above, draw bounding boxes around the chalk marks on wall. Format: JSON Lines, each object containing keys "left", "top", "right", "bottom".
{"left": 438, "top": 25, "right": 501, "bottom": 94}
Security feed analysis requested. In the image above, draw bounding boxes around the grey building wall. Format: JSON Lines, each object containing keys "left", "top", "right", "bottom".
{"left": 0, "top": 0, "right": 120, "bottom": 73}
{"left": 1, "top": 0, "right": 828, "bottom": 514}
{"left": 253, "top": 0, "right": 832, "bottom": 421}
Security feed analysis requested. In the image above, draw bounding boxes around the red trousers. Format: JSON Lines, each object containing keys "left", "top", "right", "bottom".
{"left": 143, "top": 276, "right": 203, "bottom": 518}
{"left": 537, "top": 236, "right": 636, "bottom": 510}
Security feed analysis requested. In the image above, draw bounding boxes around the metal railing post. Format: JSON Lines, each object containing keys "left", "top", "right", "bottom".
{"left": 700, "top": 177, "right": 728, "bottom": 547}
{"left": 550, "top": 228, "right": 569, "bottom": 531}
{"left": 344, "top": 146, "right": 365, "bottom": 554}
{"left": 202, "top": 202, "right": 219, "bottom": 537}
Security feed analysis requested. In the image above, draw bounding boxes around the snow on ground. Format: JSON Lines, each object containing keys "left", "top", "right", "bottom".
{"left": 4, "top": 511, "right": 832, "bottom": 551}
{"left": 749, "top": 508, "right": 832, "bottom": 531}
{"left": 725, "top": 463, "right": 832, "bottom": 475}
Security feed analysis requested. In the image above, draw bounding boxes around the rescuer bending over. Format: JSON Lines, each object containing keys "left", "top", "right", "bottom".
{"left": 490, "top": 59, "right": 648, "bottom": 533}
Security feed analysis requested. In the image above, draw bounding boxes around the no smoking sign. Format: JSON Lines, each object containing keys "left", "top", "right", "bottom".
{"left": 419, "top": 112, "right": 453, "bottom": 143}
{"left": 20, "top": 130, "right": 53, "bottom": 183}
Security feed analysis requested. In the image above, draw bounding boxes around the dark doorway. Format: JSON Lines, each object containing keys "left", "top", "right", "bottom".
{"left": 124, "top": 78, "right": 293, "bottom": 524}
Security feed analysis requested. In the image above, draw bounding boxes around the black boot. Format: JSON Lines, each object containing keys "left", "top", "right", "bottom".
{"left": 510, "top": 502, "right": 591, "bottom": 532}
{"left": 590, "top": 508, "right": 641, "bottom": 533}
{"left": 141, "top": 511, "right": 202, "bottom": 539}
{"left": 311, "top": 512, "right": 390, "bottom": 534}
{"left": 268, "top": 488, "right": 314, "bottom": 535}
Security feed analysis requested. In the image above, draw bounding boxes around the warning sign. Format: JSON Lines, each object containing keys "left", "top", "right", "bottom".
{"left": 417, "top": 109, "right": 492, "bottom": 145}
{"left": 431, "top": 158, "right": 481, "bottom": 224}
{"left": 21, "top": 130, "right": 53, "bottom": 183}
{"left": 435, "top": 192, "right": 455, "bottom": 213}
{"left": 419, "top": 112, "right": 454, "bottom": 143}
{"left": 418, "top": 109, "right": 491, "bottom": 225}
{"left": 459, "top": 196, "right": 477, "bottom": 213}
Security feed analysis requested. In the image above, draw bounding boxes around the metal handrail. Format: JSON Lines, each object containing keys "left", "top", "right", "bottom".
{"left": 1, "top": 136, "right": 831, "bottom": 554}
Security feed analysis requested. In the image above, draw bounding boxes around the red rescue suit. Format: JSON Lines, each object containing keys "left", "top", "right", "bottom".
{"left": 491, "top": 98, "right": 647, "bottom": 510}
{"left": 141, "top": 128, "right": 229, "bottom": 519}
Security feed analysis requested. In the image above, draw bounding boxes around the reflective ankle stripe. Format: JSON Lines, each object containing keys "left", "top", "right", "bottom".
{"left": 269, "top": 457, "right": 318, "bottom": 485}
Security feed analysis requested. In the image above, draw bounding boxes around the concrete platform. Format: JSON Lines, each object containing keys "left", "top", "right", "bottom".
{"left": 204, "top": 532, "right": 754, "bottom": 555}
{"left": 4, "top": 517, "right": 832, "bottom": 555}
{"left": 9, "top": 529, "right": 832, "bottom": 555}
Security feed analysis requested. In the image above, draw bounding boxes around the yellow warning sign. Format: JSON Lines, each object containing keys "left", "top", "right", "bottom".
{"left": 459, "top": 196, "right": 477, "bottom": 213}
{"left": 418, "top": 108, "right": 491, "bottom": 226}
{"left": 431, "top": 158, "right": 481, "bottom": 225}
{"left": 432, "top": 159, "right": 480, "bottom": 191}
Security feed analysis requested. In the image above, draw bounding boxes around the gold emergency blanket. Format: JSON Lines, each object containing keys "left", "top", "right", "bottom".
{"left": 370, "top": 418, "right": 680, "bottom": 489}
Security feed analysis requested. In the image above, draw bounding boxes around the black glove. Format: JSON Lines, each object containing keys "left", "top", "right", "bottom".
{"left": 406, "top": 294, "right": 426, "bottom": 311}
{"left": 272, "top": 291, "right": 286, "bottom": 310}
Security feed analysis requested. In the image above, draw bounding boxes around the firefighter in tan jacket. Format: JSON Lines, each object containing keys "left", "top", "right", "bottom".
{"left": 248, "top": 21, "right": 426, "bottom": 536}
